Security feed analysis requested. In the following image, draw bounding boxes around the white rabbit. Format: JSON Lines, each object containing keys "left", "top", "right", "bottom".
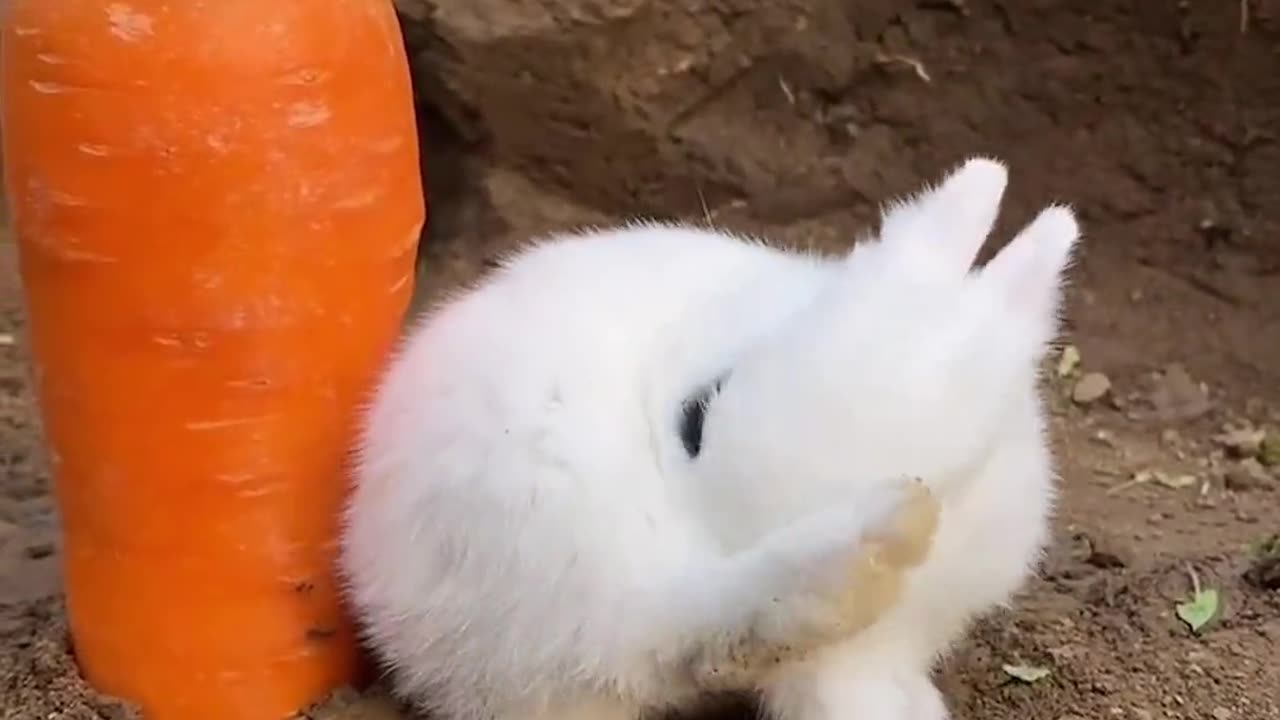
{"left": 339, "top": 156, "right": 1079, "bottom": 720}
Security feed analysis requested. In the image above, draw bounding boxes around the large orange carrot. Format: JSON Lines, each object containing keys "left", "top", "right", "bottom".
{"left": 1, "top": 2, "right": 425, "bottom": 718}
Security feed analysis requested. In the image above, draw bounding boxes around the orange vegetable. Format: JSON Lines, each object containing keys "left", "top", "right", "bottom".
{"left": 1, "top": 1, "right": 425, "bottom": 718}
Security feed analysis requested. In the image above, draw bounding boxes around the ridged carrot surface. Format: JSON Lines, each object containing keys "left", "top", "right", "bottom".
{"left": 1, "top": 1, "right": 424, "bottom": 718}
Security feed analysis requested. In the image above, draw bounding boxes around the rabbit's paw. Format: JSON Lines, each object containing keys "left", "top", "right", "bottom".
{"left": 821, "top": 477, "right": 940, "bottom": 636}
{"left": 764, "top": 667, "right": 948, "bottom": 720}
{"left": 687, "top": 479, "right": 940, "bottom": 692}
{"left": 859, "top": 476, "right": 941, "bottom": 568}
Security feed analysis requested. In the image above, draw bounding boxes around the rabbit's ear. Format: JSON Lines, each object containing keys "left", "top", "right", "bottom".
{"left": 875, "top": 156, "right": 1008, "bottom": 280}
{"left": 979, "top": 203, "right": 1080, "bottom": 344}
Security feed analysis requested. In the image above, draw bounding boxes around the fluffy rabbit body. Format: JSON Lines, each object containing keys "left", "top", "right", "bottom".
{"left": 340, "top": 158, "right": 1080, "bottom": 720}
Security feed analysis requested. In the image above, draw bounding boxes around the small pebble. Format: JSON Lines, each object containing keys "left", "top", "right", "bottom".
{"left": 1224, "top": 459, "right": 1272, "bottom": 491}
{"left": 1214, "top": 427, "right": 1265, "bottom": 457}
{"left": 1073, "top": 372, "right": 1112, "bottom": 405}
{"left": 1057, "top": 345, "right": 1082, "bottom": 377}
{"left": 24, "top": 541, "right": 54, "bottom": 560}
{"left": 1148, "top": 363, "right": 1212, "bottom": 421}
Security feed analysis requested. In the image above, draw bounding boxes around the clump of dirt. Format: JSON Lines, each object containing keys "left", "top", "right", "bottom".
{"left": 0, "top": 600, "right": 141, "bottom": 720}
{"left": 4, "top": 1, "right": 1280, "bottom": 719}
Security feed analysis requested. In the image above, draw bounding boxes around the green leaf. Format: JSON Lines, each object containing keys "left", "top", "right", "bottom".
{"left": 1260, "top": 431, "right": 1280, "bottom": 467}
{"left": 1176, "top": 588, "right": 1220, "bottom": 633}
{"left": 1002, "top": 663, "right": 1052, "bottom": 684}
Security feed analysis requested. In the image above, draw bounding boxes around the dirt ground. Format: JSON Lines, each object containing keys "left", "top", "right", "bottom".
{"left": 3, "top": 1, "right": 1280, "bottom": 719}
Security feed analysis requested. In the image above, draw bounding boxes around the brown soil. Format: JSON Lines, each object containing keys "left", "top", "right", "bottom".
{"left": 3, "top": 1, "right": 1280, "bottom": 719}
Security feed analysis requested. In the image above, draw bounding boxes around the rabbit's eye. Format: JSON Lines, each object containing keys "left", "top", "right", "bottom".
{"left": 679, "top": 375, "right": 727, "bottom": 458}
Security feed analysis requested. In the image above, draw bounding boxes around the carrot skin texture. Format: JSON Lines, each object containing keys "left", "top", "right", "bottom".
{"left": 1, "top": 2, "right": 425, "bottom": 718}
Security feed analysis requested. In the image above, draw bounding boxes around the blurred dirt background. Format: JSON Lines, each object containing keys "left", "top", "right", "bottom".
{"left": 3, "top": 0, "right": 1280, "bottom": 718}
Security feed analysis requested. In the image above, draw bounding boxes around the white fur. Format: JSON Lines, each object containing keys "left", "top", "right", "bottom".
{"left": 339, "top": 157, "right": 1080, "bottom": 720}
